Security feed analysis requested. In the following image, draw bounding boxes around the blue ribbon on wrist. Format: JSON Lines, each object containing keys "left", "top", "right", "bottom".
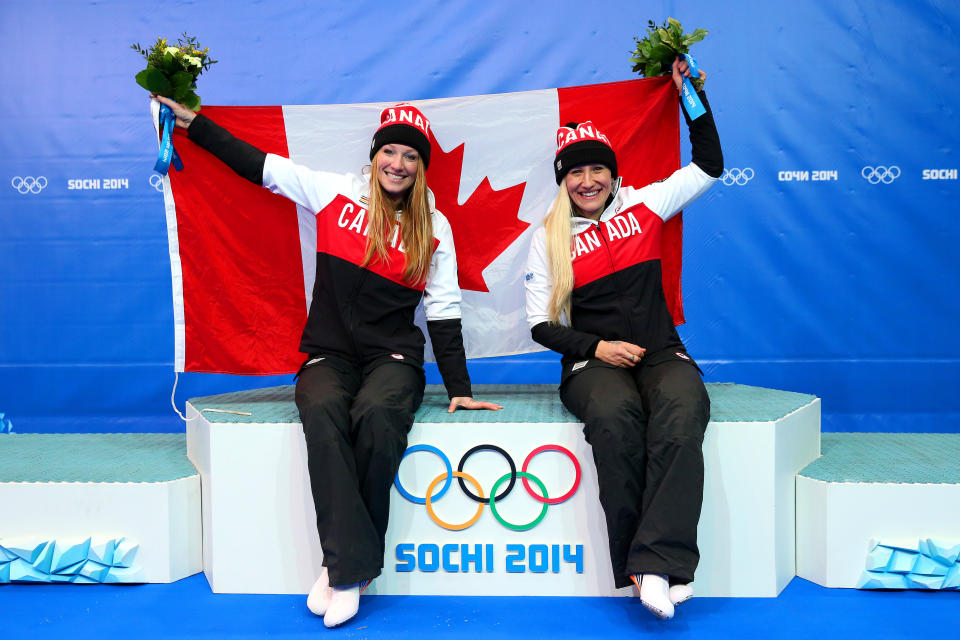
{"left": 154, "top": 103, "right": 184, "bottom": 175}
{"left": 679, "top": 53, "right": 706, "bottom": 120}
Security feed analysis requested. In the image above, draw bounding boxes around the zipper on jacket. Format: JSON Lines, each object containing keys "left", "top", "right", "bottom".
{"left": 345, "top": 269, "right": 368, "bottom": 359}
{"left": 595, "top": 220, "right": 636, "bottom": 340}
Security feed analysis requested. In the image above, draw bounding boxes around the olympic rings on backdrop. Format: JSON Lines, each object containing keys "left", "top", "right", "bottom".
{"left": 11, "top": 176, "right": 47, "bottom": 194}
{"left": 425, "top": 471, "right": 485, "bottom": 531}
{"left": 457, "top": 444, "right": 516, "bottom": 504}
{"left": 393, "top": 444, "right": 452, "bottom": 504}
{"left": 721, "top": 167, "right": 753, "bottom": 186}
{"left": 149, "top": 174, "right": 164, "bottom": 192}
{"left": 521, "top": 445, "right": 581, "bottom": 505}
{"left": 861, "top": 165, "right": 900, "bottom": 184}
{"left": 394, "top": 443, "right": 582, "bottom": 531}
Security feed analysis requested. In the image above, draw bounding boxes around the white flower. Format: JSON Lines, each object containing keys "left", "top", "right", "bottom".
{"left": 164, "top": 46, "right": 180, "bottom": 56}
{"left": 183, "top": 55, "right": 202, "bottom": 68}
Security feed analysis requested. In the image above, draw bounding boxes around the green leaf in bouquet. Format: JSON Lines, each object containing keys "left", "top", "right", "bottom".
{"left": 668, "top": 31, "right": 684, "bottom": 49}
{"left": 644, "top": 62, "right": 661, "bottom": 79}
{"left": 162, "top": 51, "right": 178, "bottom": 73}
{"left": 683, "top": 28, "right": 708, "bottom": 46}
{"left": 181, "top": 91, "right": 201, "bottom": 112}
{"left": 669, "top": 19, "right": 683, "bottom": 39}
{"left": 650, "top": 42, "right": 674, "bottom": 63}
{"left": 134, "top": 68, "right": 153, "bottom": 91}
{"left": 136, "top": 67, "right": 172, "bottom": 95}
{"left": 170, "top": 70, "right": 194, "bottom": 99}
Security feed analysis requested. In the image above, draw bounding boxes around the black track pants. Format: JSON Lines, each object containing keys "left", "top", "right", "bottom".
{"left": 559, "top": 359, "right": 709, "bottom": 588}
{"left": 294, "top": 358, "right": 424, "bottom": 587}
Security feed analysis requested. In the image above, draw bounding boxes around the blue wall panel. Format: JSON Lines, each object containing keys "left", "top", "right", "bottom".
{"left": 1, "top": 1, "right": 958, "bottom": 431}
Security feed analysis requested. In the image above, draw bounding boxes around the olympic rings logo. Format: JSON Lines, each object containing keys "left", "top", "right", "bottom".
{"left": 861, "top": 165, "right": 900, "bottom": 184}
{"left": 721, "top": 168, "right": 754, "bottom": 186}
{"left": 149, "top": 175, "right": 164, "bottom": 192}
{"left": 394, "top": 443, "right": 582, "bottom": 532}
{"left": 11, "top": 176, "right": 47, "bottom": 194}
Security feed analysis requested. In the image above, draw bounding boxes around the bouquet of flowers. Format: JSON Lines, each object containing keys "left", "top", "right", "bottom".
{"left": 132, "top": 33, "right": 217, "bottom": 111}
{"left": 630, "top": 18, "right": 707, "bottom": 91}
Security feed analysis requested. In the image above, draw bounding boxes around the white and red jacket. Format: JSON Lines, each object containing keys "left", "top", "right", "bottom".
{"left": 187, "top": 115, "right": 471, "bottom": 397}
{"left": 524, "top": 91, "right": 723, "bottom": 380}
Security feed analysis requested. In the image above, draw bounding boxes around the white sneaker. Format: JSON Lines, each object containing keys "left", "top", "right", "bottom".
{"left": 323, "top": 579, "right": 371, "bottom": 628}
{"left": 670, "top": 583, "right": 693, "bottom": 606}
{"left": 637, "top": 573, "right": 674, "bottom": 620}
{"left": 306, "top": 567, "right": 332, "bottom": 616}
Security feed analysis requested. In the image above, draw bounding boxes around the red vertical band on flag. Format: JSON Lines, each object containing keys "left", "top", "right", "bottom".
{"left": 558, "top": 77, "right": 685, "bottom": 325}
{"left": 169, "top": 106, "right": 307, "bottom": 374}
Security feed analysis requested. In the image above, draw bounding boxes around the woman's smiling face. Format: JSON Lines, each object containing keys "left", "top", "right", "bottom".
{"left": 376, "top": 143, "right": 420, "bottom": 198}
{"left": 564, "top": 163, "right": 612, "bottom": 217}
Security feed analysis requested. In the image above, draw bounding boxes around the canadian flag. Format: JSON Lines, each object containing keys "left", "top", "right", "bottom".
{"left": 156, "top": 77, "right": 683, "bottom": 374}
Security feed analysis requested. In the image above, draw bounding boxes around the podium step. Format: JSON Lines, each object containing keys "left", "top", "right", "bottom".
{"left": 796, "top": 433, "right": 960, "bottom": 588}
{"left": 189, "top": 382, "right": 818, "bottom": 424}
{"left": 800, "top": 433, "right": 960, "bottom": 484}
{"left": 0, "top": 434, "right": 202, "bottom": 583}
{"left": 0, "top": 433, "right": 197, "bottom": 483}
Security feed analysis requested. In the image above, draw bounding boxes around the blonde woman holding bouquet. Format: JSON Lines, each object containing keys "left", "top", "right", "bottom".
{"left": 153, "top": 95, "right": 501, "bottom": 627}
{"left": 523, "top": 58, "right": 722, "bottom": 620}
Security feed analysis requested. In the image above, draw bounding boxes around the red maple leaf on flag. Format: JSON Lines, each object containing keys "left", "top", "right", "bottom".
{"left": 426, "top": 132, "right": 528, "bottom": 292}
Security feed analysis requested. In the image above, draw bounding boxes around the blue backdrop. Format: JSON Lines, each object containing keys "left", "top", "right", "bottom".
{"left": 1, "top": 0, "right": 958, "bottom": 432}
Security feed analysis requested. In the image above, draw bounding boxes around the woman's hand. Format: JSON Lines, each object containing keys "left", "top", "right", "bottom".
{"left": 672, "top": 57, "right": 706, "bottom": 92}
{"left": 447, "top": 397, "right": 504, "bottom": 413}
{"left": 595, "top": 340, "right": 646, "bottom": 368}
{"left": 151, "top": 94, "right": 197, "bottom": 129}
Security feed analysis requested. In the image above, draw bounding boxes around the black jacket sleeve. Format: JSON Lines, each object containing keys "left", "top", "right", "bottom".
{"left": 684, "top": 90, "right": 724, "bottom": 179}
{"left": 186, "top": 114, "right": 267, "bottom": 185}
{"left": 427, "top": 318, "right": 472, "bottom": 399}
{"left": 530, "top": 321, "right": 601, "bottom": 361}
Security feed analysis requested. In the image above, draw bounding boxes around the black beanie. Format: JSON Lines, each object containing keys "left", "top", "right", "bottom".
{"left": 370, "top": 103, "right": 432, "bottom": 168}
{"left": 554, "top": 121, "right": 617, "bottom": 184}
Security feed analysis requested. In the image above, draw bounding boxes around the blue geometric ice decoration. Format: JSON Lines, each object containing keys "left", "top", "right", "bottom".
{"left": 0, "top": 413, "right": 12, "bottom": 434}
{"left": 858, "top": 539, "right": 960, "bottom": 590}
{"left": 0, "top": 537, "right": 146, "bottom": 583}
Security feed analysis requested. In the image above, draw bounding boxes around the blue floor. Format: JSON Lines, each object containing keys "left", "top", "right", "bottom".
{"left": 3, "top": 574, "right": 958, "bottom": 639}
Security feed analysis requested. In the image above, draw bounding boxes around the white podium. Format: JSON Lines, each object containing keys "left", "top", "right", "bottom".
{"left": 186, "top": 383, "right": 820, "bottom": 596}
{"left": 0, "top": 433, "right": 201, "bottom": 584}
{"left": 796, "top": 433, "right": 960, "bottom": 588}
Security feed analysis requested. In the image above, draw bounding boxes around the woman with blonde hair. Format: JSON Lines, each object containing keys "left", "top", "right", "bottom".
{"left": 523, "top": 58, "right": 722, "bottom": 619}
{"left": 154, "top": 96, "right": 500, "bottom": 627}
